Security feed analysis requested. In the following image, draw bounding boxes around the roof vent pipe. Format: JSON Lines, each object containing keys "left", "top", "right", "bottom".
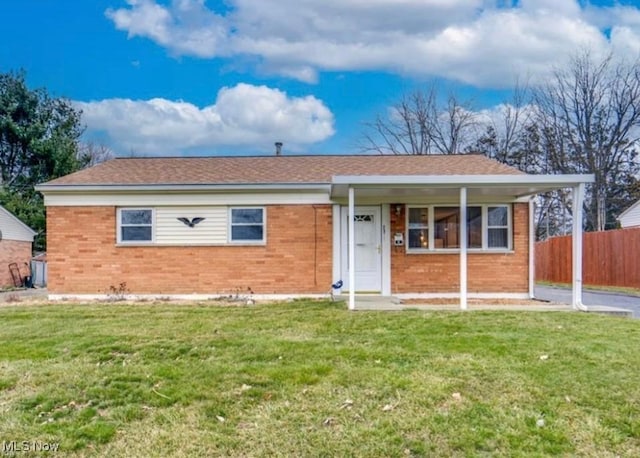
{"left": 275, "top": 142, "right": 283, "bottom": 156}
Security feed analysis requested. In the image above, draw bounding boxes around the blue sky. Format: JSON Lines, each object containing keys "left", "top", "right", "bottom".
{"left": 2, "top": 0, "right": 640, "bottom": 156}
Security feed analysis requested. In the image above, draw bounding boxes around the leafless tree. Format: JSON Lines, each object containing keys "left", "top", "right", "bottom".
{"left": 361, "top": 52, "right": 640, "bottom": 235}
{"left": 470, "top": 81, "right": 540, "bottom": 170}
{"left": 77, "top": 141, "right": 114, "bottom": 167}
{"left": 534, "top": 51, "right": 640, "bottom": 231}
{"left": 470, "top": 82, "right": 571, "bottom": 239}
{"left": 361, "top": 84, "right": 478, "bottom": 155}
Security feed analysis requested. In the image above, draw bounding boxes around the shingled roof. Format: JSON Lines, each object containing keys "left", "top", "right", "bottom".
{"left": 41, "top": 154, "right": 523, "bottom": 187}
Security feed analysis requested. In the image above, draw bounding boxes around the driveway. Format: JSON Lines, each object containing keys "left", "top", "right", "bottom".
{"left": 535, "top": 285, "right": 640, "bottom": 318}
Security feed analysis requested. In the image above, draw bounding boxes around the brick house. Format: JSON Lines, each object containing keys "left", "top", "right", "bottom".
{"left": 0, "top": 205, "right": 36, "bottom": 287}
{"left": 36, "top": 154, "right": 593, "bottom": 308}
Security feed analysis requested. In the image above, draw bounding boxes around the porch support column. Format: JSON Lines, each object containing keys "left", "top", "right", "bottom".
{"left": 529, "top": 198, "right": 535, "bottom": 299}
{"left": 459, "top": 187, "right": 468, "bottom": 310}
{"left": 348, "top": 186, "right": 356, "bottom": 311}
{"left": 572, "top": 183, "right": 585, "bottom": 310}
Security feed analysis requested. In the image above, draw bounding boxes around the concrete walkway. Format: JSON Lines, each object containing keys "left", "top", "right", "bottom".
{"left": 343, "top": 293, "right": 633, "bottom": 317}
{"left": 340, "top": 295, "right": 573, "bottom": 312}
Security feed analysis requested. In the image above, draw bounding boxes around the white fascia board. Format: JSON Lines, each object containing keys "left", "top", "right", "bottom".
{"left": 37, "top": 183, "right": 333, "bottom": 206}
{"left": 35, "top": 183, "right": 331, "bottom": 194}
{"left": 43, "top": 191, "right": 332, "bottom": 207}
{"left": 332, "top": 174, "right": 595, "bottom": 187}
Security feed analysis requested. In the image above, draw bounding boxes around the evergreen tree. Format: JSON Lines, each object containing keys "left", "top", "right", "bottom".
{"left": 0, "top": 71, "right": 85, "bottom": 250}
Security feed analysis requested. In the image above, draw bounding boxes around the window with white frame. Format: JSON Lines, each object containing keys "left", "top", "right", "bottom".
{"left": 229, "top": 207, "right": 265, "bottom": 243}
{"left": 487, "top": 206, "right": 509, "bottom": 249}
{"left": 407, "top": 207, "right": 429, "bottom": 249}
{"left": 467, "top": 206, "right": 483, "bottom": 249}
{"left": 406, "top": 204, "right": 510, "bottom": 251}
{"left": 118, "top": 209, "right": 153, "bottom": 243}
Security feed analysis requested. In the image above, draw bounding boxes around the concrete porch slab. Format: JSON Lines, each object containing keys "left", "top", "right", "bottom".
{"left": 335, "top": 295, "right": 632, "bottom": 316}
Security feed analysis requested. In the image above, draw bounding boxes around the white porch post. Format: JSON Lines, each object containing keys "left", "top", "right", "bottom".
{"left": 572, "top": 183, "right": 585, "bottom": 309}
{"left": 529, "top": 198, "right": 535, "bottom": 299}
{"left": 348, "top": 186, "right": 356, "bottom": 311}
{"left": 331, "top": 204, "right": 341, "bottom": 294}
{"left": 459, "top": 187, "right": 468, "bottom": 310}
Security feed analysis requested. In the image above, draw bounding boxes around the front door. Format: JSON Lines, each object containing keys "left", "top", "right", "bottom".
{"left": 341, "top": 206, "right": 382, "bottom": 292}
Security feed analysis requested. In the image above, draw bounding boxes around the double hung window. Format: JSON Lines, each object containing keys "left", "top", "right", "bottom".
{"left": 229, "top": 208, "right": 265, "bottom": 243}
{"left": 118, "top": 209, "right": 153, "bottom": 243}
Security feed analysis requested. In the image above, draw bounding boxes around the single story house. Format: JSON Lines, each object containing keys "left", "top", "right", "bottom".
{"left": 0, "top": 205, "right": 37, "bottom": 287}
{"left": 35, "top": 154, "right": 594, "bottom": 309}
{"left": 618, "top": 200, "right": 640, "bottom": 228}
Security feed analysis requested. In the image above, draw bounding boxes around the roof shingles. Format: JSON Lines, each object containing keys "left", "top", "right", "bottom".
{"left": 42, "top": 154, "right": 523, "bottom": 187}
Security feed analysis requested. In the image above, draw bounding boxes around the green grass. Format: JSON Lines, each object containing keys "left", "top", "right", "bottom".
{"left": 1, "top": 301, "right": 640, "bottom": 456}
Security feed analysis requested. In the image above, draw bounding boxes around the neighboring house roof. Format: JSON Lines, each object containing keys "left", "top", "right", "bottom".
{"left": 617, "top": 199, "right": 640, "bottom": 228}
{"left": 0, "top": 205, "right": 37, "bottom": 242}
{"left": 39, "top": 154, "right": 523, "bottom": 187}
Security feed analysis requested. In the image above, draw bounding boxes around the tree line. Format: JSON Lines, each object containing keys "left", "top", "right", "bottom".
{"left": 362, "top": 51, "right": 640, "bottom": 238}
{"left": 3, "top": 51, "right": 639, "bottom": 252}
{"left": 0, "top": 71, "right": 112, "bottom": 250}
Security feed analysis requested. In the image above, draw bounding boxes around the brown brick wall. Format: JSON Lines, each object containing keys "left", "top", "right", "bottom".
{"left": 0, "top": 239, "right": 33, "bottom": 288}
{"left": 47, "top": 202, "right": 530, "bottom": 296}
{"left": 46, "top": 205, "right": 333, "bottom": 295}
{"left": 390, "top": 203, "right": 529, "bottom": 294}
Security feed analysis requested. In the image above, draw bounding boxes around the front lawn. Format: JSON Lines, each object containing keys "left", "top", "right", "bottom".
{"left": 1, "top": 301, "right": 639, "bottom": 456}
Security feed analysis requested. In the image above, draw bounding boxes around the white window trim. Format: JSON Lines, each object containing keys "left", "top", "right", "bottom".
{"left": 117, "top": 208, "right": 155, "bottom": 244}
{"left": 228, "top": 207, "right": 266, "bottom": 245}
{"left": 466, "top": 205, "right": 484, "bottom": 251}
{"left": 486, "top": 205, "right": 511, "bottom": 250}
{"left": 406, "top": 204, "right": 512, "bottom": 253}
{"left": 406, "top": 206, "right": 431, "bottom": 252}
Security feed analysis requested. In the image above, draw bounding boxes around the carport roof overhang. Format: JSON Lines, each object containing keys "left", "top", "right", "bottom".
{"left": 330, "top": 174, "right": 595, "bottom": 200}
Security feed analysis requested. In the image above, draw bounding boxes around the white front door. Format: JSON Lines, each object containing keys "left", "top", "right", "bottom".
{"left": 341, "top": 206, "right": 382, "bottom": 292}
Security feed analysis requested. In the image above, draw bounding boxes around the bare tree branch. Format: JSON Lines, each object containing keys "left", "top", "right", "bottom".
{"left": 360, "top": 84, "right": 477, "bottom": 155}
{"left": 534, "top": 50, "right": 640, "bottom": 231}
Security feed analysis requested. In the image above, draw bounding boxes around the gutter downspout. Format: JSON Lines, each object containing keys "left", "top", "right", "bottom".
{"left": 572, "top": 183, "right": 588, "bottom": 312}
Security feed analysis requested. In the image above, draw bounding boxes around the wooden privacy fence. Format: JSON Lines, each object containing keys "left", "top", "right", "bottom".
{"left": 535, "top": 227, "right": 640, "bottom": 288}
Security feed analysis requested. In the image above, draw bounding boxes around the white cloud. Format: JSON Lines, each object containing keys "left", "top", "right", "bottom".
{"left": 596, "top": 6, "right": 640, "bottom": 57}
{"left": 610, "top": 27, "right": 640, "bottom": 56}
{"left": 75, "top": 83, "right": 335, "bottom": 155}
{"left": 105, "top": 0, "right": 636, "bottom": 86}
{"left": 106, "top": 0, "right": 230, "bottom": 57}
{"left": 106, "top": 0, "right": 172, "bottom": 46}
